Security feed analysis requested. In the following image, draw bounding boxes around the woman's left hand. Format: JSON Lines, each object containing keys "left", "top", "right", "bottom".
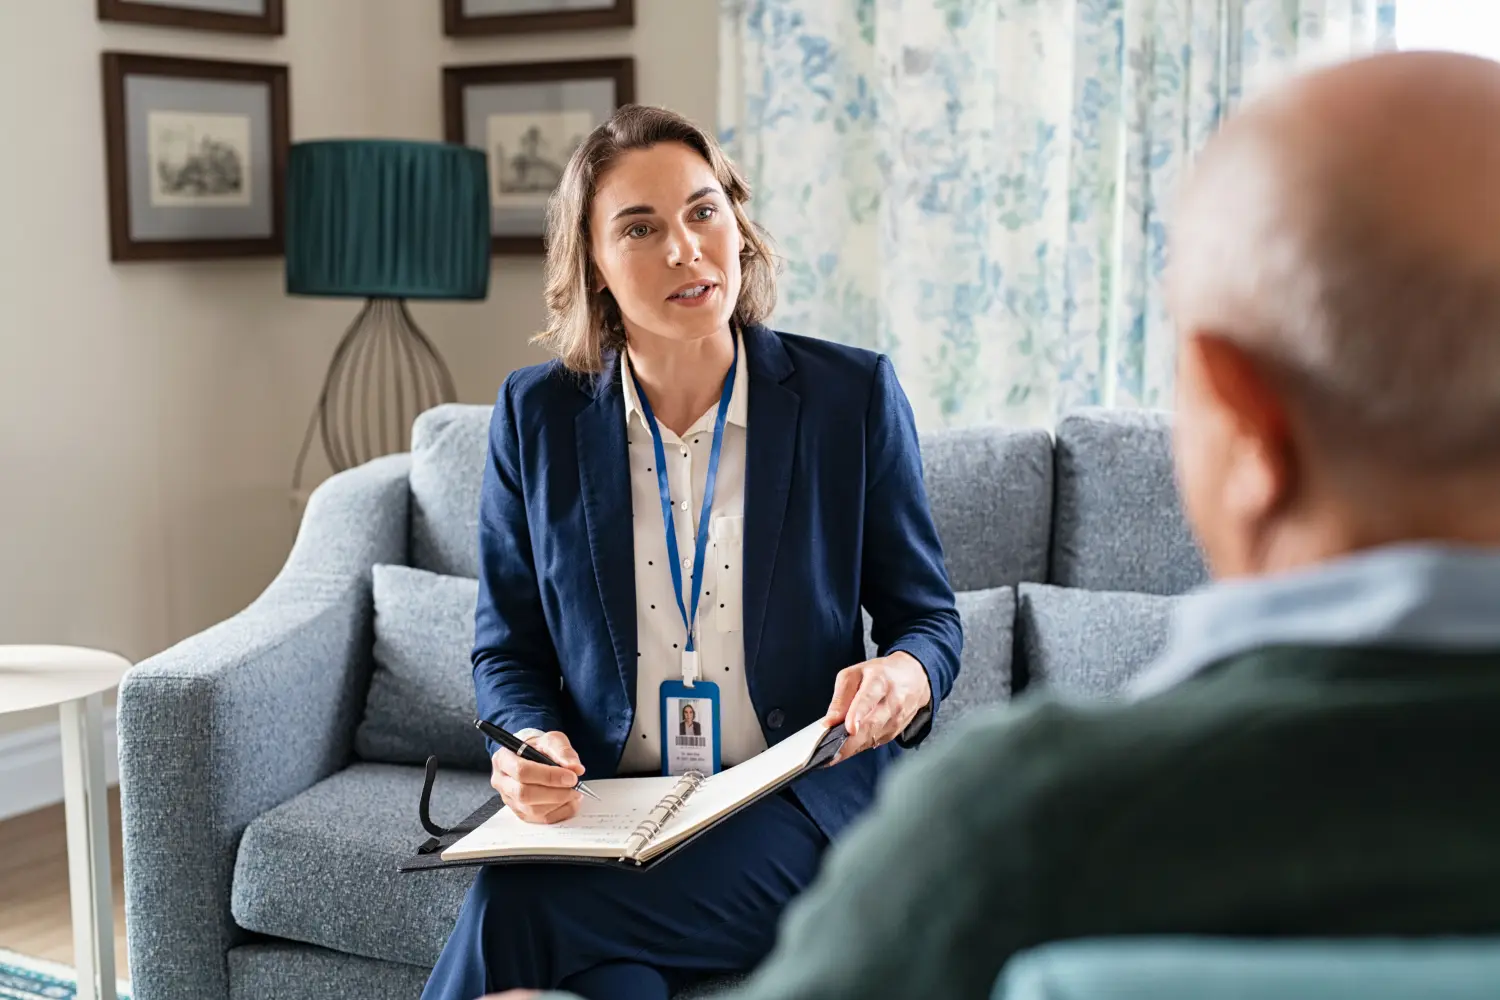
{"left": 822, "top": 652, "right": 932, "bottom": 764}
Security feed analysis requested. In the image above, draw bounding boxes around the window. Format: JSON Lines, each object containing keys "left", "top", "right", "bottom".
{"left": 1397, "top": 0, "right": 1500, "bottom": 62}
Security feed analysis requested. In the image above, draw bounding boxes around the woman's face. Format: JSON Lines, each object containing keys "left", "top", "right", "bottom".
{"left": 682, "top": 704, "right": 696, "bottom": 724}
{"left": 588, "top": 141, "right": 744, "bottom": 345}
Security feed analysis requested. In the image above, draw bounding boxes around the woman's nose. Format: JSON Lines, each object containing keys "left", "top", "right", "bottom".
{"left": 666, "top": 226, "right": 701, "bottom": 266}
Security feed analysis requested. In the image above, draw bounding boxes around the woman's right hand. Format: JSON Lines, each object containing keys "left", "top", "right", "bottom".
{"left": 490, "top": 731, "right": 587, "bottom": 824}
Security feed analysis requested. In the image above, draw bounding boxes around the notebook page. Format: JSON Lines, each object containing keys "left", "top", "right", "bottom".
{"left": 641, "top": 721, "right": 831, "bottom": 860}
{"left": 441, "top": 776, "right": 680, "bottom": 862}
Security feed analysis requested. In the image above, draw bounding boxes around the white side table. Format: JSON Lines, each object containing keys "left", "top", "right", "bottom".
{"left": 1, "top": 645, "right": 131, "bottom": 1000}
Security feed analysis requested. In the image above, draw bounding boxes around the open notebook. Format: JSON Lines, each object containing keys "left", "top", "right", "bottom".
{"left": 399, "top": 720, "right": 846, "bottom": 872}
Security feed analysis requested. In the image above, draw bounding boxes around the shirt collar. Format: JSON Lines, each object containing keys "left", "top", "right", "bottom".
{"left": 1127, "top": 542, "right": 1500, "bottom": 700}
{"left": 622, "top": 329, "right": 748, "bottom": 434}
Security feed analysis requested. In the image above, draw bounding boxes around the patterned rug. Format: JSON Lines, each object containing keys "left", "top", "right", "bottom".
{"left": 0, "top": 949, "right": 131, "bottom": 1000}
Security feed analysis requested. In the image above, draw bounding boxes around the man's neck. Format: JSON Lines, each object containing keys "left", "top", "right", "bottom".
{"left": 626, "top": 326, "right": 735, "bottom": 438}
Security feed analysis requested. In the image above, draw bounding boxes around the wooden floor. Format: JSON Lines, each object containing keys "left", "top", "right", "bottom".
{"left": 0, "top": 787, "right": 130, "bottom": 979}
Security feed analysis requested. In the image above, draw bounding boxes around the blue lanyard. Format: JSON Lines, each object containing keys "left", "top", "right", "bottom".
{"left": 629, "top": 336, "right": 739, "bottom": 668}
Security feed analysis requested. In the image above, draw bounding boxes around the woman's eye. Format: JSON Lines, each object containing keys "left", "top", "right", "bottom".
{"left": 693, "top": 205, "right": 717, "bottom": 221}
{"left": 626, "top": 223, "right": 651, "bottom": 239}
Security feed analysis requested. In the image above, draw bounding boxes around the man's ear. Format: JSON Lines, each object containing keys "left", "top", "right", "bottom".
{"left": 1190, "top": 332, "right": 1296, "bottom": 527}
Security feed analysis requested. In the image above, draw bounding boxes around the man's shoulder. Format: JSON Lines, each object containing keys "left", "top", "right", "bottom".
{"left": 880, "top": 688, "right": 1277, "bottom": 834}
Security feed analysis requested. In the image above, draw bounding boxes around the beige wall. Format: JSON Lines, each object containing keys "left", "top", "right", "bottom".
{"left": 0, "top": 0, "right": 717, "bottom": 737}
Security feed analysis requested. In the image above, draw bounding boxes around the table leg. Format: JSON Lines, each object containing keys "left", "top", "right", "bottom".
{"left": 59, "top": 693, "right": 116, "bottom": 1000}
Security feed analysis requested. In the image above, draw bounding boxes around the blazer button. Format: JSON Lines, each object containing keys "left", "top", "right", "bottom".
{"left": 766, "top": 709, "right": 785, "bottom": 730}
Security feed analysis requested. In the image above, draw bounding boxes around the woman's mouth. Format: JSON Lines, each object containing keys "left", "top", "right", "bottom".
{"left": 667, "top": 282, "right": 716, "bottom": 305}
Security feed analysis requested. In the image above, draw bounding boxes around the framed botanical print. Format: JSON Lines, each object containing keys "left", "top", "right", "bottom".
{"left": 98, "top": 0, "right": 285, "bottom": 36}
{"left": 102, "top": 53, "right": 291, "bottom": 261}
{"left": 443, "top": 58, "right": 635, "bottom": 255}
{"left": 443, "top": 0, "right": 633, "bottom": 36}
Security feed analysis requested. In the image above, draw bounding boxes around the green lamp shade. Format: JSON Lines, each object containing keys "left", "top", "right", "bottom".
{"left": 285, "top": 139, "right": 489, "bottom": 300}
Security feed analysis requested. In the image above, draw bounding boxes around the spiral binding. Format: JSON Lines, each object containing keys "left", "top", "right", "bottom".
{"left": 622, "top": 771, "right": 706, "bottom": 862}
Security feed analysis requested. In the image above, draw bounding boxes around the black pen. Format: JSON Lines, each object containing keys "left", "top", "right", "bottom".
{"left": 474, "top": 718, "right": 601, "bottom": 801}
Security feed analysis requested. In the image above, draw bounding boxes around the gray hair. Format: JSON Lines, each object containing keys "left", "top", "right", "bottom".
{"left": 1168, "top": 126, "right": 1500, "bottom": 472}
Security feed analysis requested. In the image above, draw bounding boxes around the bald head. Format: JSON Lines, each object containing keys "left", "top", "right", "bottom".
{"left": 1171, "top": 50, "right": 1500, "bottom": 471}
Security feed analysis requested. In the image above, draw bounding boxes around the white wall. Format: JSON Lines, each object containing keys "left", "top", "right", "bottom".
{"left": 0, "top": 0, "right": 718, "bottom": 743}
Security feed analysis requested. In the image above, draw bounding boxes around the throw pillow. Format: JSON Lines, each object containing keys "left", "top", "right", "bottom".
{"left": 355, "top": 564, "right": 490, "bottom": 771}
{"left": 1015, "top": 583, "right": 1176, "bottom": 699}
{"left": 864, "top": 587, "right": 1016, "bottom": 731}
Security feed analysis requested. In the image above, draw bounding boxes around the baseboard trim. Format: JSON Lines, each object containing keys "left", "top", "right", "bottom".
{"left": 0, "top": 709, "right": 119, "bottom": 823}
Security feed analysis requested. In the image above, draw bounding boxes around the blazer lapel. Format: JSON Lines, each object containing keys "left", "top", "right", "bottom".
{"left": 742, "top": 325, "right": 799, "bottom": 691}
{"left": 575, "top": 356, "right": 638, "bottom": 707}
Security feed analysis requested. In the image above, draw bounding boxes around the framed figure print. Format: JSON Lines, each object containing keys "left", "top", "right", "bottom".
{"left": 443, "top": 0, "right": 633, "bottom": 36}
{"left": 443, "top": 59, "right": 634, "bottom": 255}
{"left": 102, "top": 53, "right": 290, "bottom": 262}
{"left": 98, "top": 0, "right": 284, "bottom": 36}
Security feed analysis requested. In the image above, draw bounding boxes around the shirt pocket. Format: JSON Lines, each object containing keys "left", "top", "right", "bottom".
{"left": 711, "top": 514, "right": 744, "bottom": 633}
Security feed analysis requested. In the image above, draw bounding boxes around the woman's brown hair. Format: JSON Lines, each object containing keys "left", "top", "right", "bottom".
{"left": 536, "top": 104, "right": 778, "bottom": 374}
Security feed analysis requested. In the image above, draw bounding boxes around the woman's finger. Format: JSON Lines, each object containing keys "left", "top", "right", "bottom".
{"left": 511, "top": 755, "right": 586, "bottom": 789}
{"left": 822, "top": 666, "right": 864, "bottom": 725}
{"left": 539, "top": 797, "right": 581, "bottom": 824}
{"left": 860, "top": 696, "right": 898, "bottom": 740}
{"left": 529, "top": 732, "right": 586, "bottom": 775}
{"left": 844, "top": 673, "right": 889, "bottom": 736}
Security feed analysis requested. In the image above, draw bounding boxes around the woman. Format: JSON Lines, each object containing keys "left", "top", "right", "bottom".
{"left": 422, "top": 104, "right": 962, "bottom": 1000}
{"left": 679, "top": 702, "right": 700, "bottom": 737}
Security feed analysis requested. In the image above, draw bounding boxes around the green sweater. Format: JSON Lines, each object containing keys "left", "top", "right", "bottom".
{"left": 736, "top": 646, "right": 1500, "bottom": 1000}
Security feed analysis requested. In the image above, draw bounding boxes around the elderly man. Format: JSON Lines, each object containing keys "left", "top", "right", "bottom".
{"left": 488, "top": 49, "right": 1500, "bottom": 1000}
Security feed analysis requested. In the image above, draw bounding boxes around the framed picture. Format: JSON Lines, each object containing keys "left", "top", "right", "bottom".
{"left": 98, "top": 0, "right": 284, "bottom": 36}
{"left": 102, "top": 53, "right": 290, "bottom": 262}
{"left": 444, "top": 59, "right": 634, "bottom": 255}
{"left": 443, "top": 0, "right": 633, "bottom": 36}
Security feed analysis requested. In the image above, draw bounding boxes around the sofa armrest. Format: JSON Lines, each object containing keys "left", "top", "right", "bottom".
{"left": 118, "top": 455, "right": 410, "bottom": 1000}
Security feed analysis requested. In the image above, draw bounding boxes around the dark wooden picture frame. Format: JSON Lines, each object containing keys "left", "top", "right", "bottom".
{"left": 98, "top": 0, "right": 284, "bottom": 36}
{"left": 444, "top": 58, "right": 634, "bottom": 255}
{"left": 443, "top": 0, "right": 633, "bottom": 36}
{"left": 103, "top": 52, "right": 291, "bottom": 262}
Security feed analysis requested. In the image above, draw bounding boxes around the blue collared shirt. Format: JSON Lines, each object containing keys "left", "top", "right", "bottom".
{"left": 1128, "top": 543, "right": 1500, "bottom": 700}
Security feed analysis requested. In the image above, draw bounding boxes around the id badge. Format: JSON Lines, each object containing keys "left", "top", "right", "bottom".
{"left": 660, "top": 679, "right": 721, "bottom": 777}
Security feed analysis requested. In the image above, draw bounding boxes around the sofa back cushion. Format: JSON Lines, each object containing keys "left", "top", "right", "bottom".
{"left": 1049, "top": 409, "right": 1207, "bottom": 596}
{"left": 1015, "top": 583, "right": 1175, "bottom": 698}
{"left": 407, "top": 403, "right": 1054, "bottom": 590}
{"left": 355, "top": 564, "right": 490, "bottom": 771}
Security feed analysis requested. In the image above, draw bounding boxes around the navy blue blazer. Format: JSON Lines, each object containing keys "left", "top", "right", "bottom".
{"left": 472, "top": 324, "right": 962, "bottom": 841}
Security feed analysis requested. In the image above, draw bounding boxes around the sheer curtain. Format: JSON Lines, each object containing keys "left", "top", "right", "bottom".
{"left": 719, "top": 0, "right": 1396, "bottom": 428}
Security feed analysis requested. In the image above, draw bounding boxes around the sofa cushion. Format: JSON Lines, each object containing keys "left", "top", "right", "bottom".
{"left": 921, "top": 428, "right": 1052, "bottom": 591}
{"left": 355, "top": 564, "right": 489, "bottom": 771}
{"left": 228, "top": 944, "right": 432, "bottom": 1000}
{"left": 231, "top": 763, "right": 493, "bottom": 967}
{"left": 405, "top": 403, "right": 1053, "bottom": 592}
{"left": 1015, "top": 584, "right": 1175, "bottom": 698}
{"left": 410, "top": 404, "right": 487, "bottom": 578}
{"left": 866, "top": 587, "right": 1016, "bottom": 726}
{"left": 1049, "top": 409, "right": 1207, "bottom": 595}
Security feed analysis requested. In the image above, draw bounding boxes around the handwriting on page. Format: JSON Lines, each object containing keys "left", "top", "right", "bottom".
{"left": 464, "top": 776, "right": 680, "bottom": 849}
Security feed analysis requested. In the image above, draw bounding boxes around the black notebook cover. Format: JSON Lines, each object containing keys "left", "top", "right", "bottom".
{"left": 398, "top": 724, "right": 847, "bottom": 874}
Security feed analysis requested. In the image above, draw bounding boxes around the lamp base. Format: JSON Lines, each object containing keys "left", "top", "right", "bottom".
{"left": 293, "top": 297, "right": 457, "bottom": 492}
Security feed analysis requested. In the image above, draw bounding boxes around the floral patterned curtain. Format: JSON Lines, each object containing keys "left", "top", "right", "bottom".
{"left": 719, "top": 0, "right": 1397, "bottom": 429}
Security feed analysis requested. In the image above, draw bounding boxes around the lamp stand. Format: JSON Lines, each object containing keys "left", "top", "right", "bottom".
{"left": 293, "top": 297, "right": 457, "bottom": 494}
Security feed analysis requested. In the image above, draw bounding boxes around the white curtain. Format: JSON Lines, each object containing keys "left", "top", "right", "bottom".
{"left": 719, "top": 0, "right": 1396, "bottom": 428}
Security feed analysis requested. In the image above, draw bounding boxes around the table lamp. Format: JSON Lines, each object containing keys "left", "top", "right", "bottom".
{"left": 285, "top": 138, "right": 489, "bottom": 494}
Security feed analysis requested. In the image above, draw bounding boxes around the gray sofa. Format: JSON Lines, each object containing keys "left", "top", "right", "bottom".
{"left": 117, "top": 404, "right": 1206, "bottom": 1000}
